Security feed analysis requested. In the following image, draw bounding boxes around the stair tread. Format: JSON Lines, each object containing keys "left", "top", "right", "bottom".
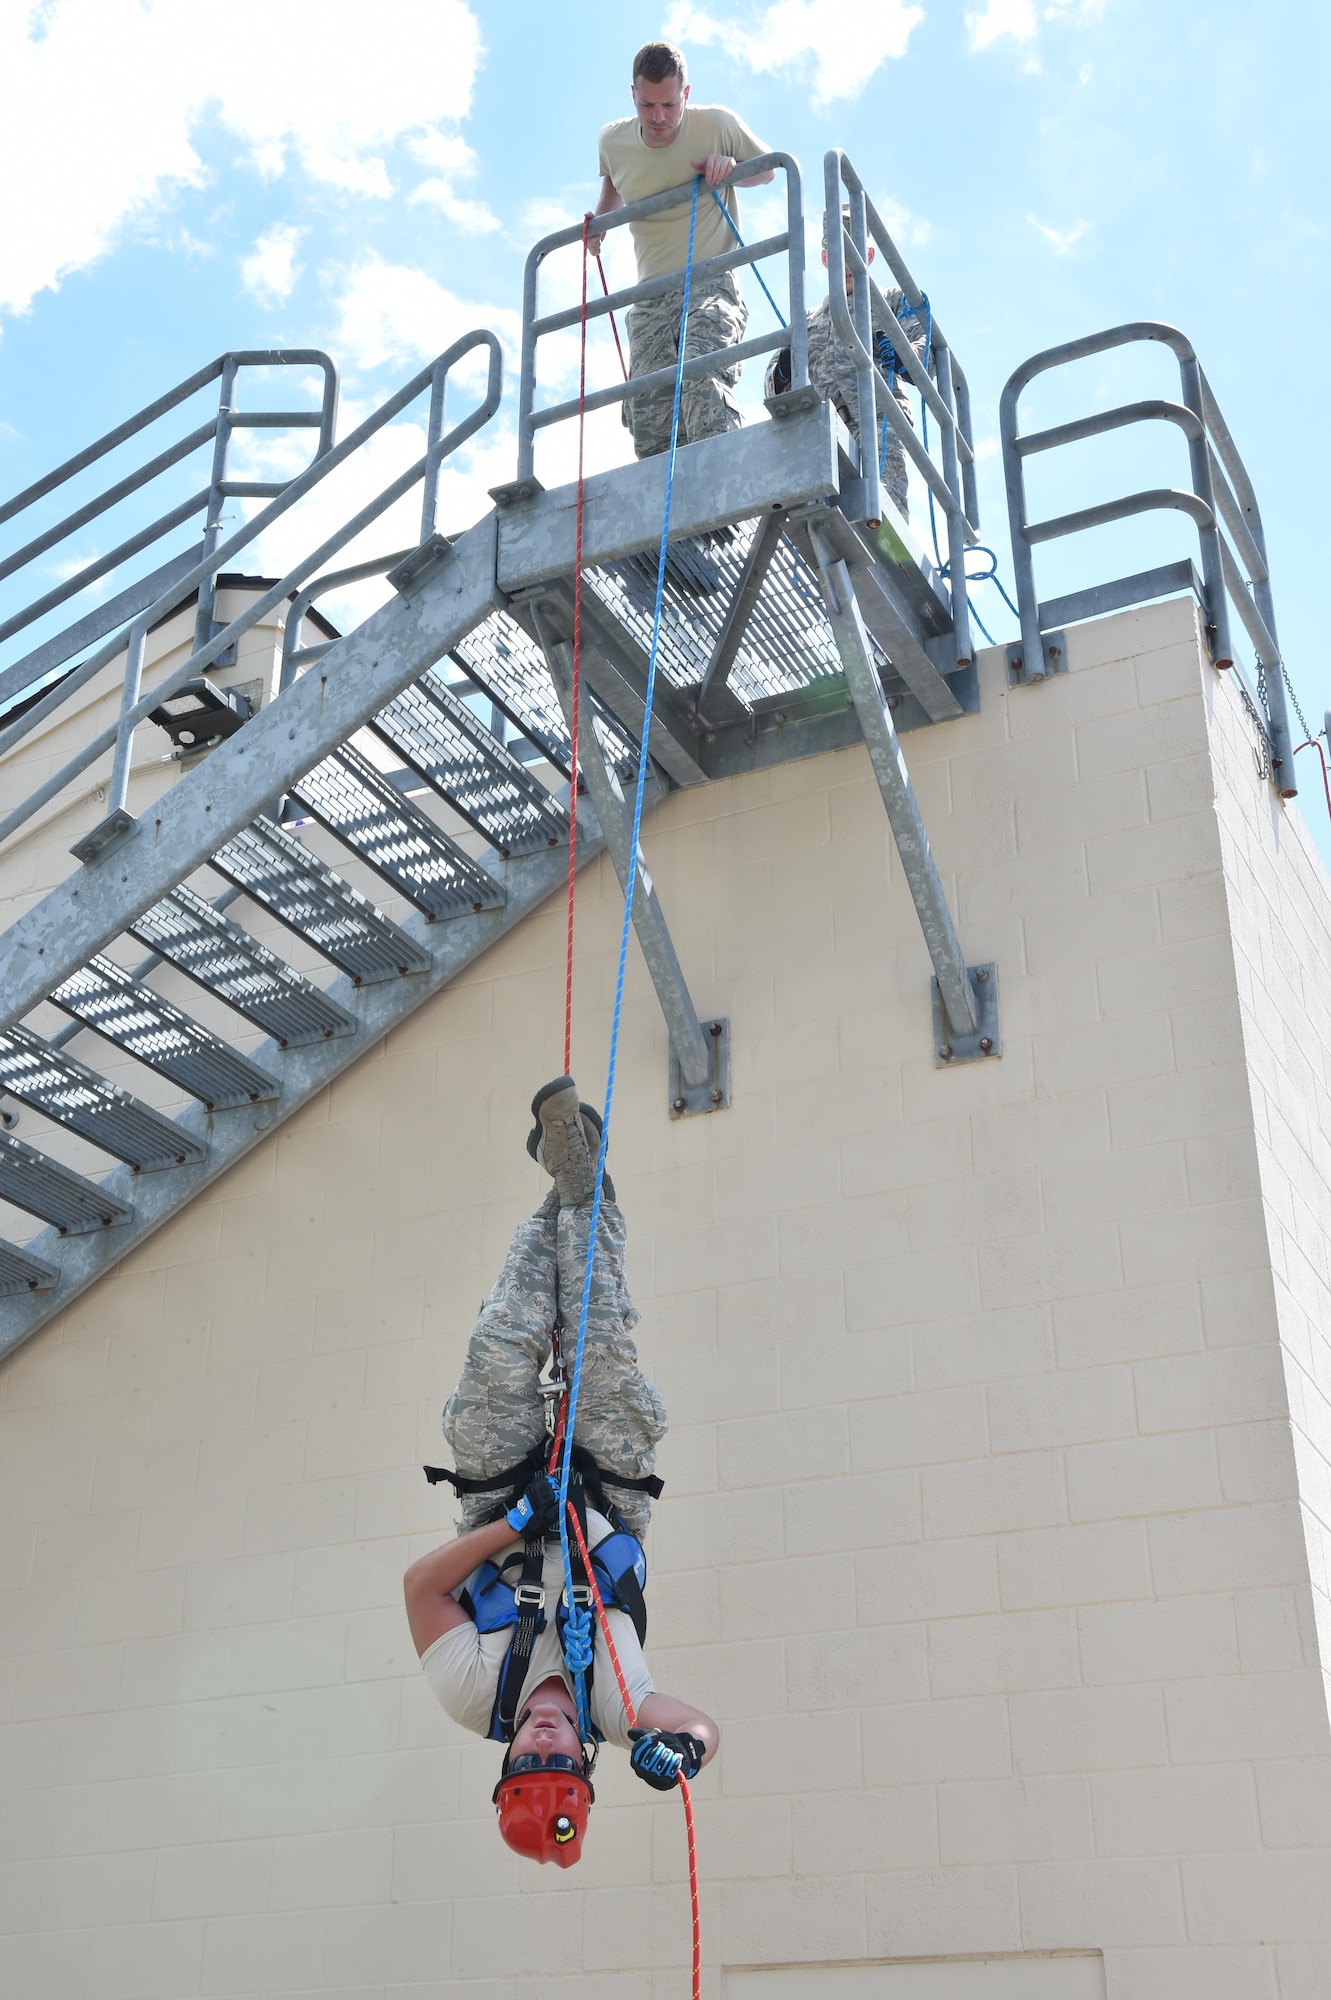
{"left": 0, "top": 1129, "right": 133, "bottom": 1234}
{"left": 0, "top": 1237, "right": 58, "bottom": 1294}
{"left": 51, "top": 956, "right": 280, "bottom": 1110}
{"left": 129, "top": 886, "right": 357, "bottom": 1048}
{"left": 0, "top": 1026, "right": 208, "bottom": 1171}
{"left": 372, "top": 670, "right": 567, "bottom": 858}
{"left": 210, "top": 818, "right": 431, "bottom": 985}
{"left": 293, "top": 744, "right": 504, "bottom": 921}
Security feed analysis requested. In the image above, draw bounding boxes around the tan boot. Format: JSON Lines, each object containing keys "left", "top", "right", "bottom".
{"left": 528, "top": 1077, "right": 595, "bottom": 1207}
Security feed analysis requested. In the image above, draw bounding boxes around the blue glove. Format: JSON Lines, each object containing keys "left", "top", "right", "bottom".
{"left": 506, "top": 1473, "right": 559, "bottom": 1539}
{"left": 628, "top": 1727, "right": 705, "bottom": 1791}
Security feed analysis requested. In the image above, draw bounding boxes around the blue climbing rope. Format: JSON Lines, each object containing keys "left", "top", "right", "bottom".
{"left": 708, "top": 187, "right": 787, "bottom": 327}
{"left": 554, "top": 178, "right": 703, "bottom": 1743}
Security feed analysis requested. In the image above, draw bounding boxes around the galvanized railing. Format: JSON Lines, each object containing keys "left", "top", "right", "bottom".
{"left": 824, "top": 150, "right": 981, "bottom": 667}
{"left": 511, "top": 152, "right": 807, "bottom": 488}
{"left": 999, "top": 322, "right": 1296, "bottom": 797}
{"left": 0, "top": 332, "right": 503, "bottom": 855}
{"left": 0, "top": 351, "right": 338, "bottom": 723}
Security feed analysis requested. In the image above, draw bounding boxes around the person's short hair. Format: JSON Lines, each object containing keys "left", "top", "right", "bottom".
{"left": 632, "top": 40, "right": 687, "bottom": 86}
{"left": 821, "top": 203, "right": 852, "bottom": 252}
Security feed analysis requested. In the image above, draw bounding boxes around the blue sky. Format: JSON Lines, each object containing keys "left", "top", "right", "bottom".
{"left": 2, "top": 0, "right": 1328, "bottom": 862}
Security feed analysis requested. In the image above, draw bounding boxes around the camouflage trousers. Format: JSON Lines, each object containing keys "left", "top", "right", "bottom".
{"left": 442, "top": 1189, "right": 668, "bottom": 1537}
{"left": 806, "top": 298, "right": 916, "bottom": 519}
{"left": 625, "top": 274, "right": 749, "bottom": 460}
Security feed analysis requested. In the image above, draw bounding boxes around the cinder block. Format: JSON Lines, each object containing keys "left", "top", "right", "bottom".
{"left": 929, "top": 1607, "right": 1077, "bottom": 1698}
{"left": 1108, "top": 1945, "right": 1277, "bottom": 2000}
{"left": 1181, "top": 1850, "right": 1331, "bottom": 1944}
{"left": 791, "top": 1784, "right": 937, "bottom": 1875}
{"left": 783, "top": 1468, "right": 920, "bottom": 1556}
{"left": 1054, "top": 1281, "right": 1203, "bottom": 1369}
{"left": 922, "top": 1450, "right": 1065, "bottom": 1542}
{"left": 1079, "top": 1593, "right": 1240, "bottom": 1686}
{"left": 720, "top": 1711, "right": 862, "bottom": 1795}
{"left": 1066, "top": 1430, "right": 1220, "bottom": 1523}
{"left": 785, "top": 1624, "right": 929, "bottom": 1710}
{"left": 1255, "top": 1756, "right": 1331, "bottom": 1848}
{"left": 998, "top": 1519, "right": 1152, "bottom": 1611}
{"left": 198, "top": 1908, "right": 327, "bottom": 1995}
{"left": 849, "top": 1384, "right": 988, "bottom": 1471}
{"left": 1135, "top": 1344, "right": 1289, "bottom": 1434}
{"left": 939, "top": 1774, "right": 1094, "bottom": 1865}
{"left": 1009, "top": 1683, "right": 1167, "bottom": 1775}
{"left": 76, "top": 1568, "right": 186, "bottom": 1645}
{"left": 1121, "top": 1200, "right": 1272, "bottom": 1289}
{"left": 719, "top": 1553, "right": 854, "bottom": 1642}
{"left": 865, "top": 1859, "right": 1022, "bottom": 1958}
{"left": 1092, "top": 1764, "right": 1262, "bottom": 1856}
{"left": 269, "top": 1826, "right": 393, "bottom": 1911}
{"left": 1165, "top": 1669, "right": 1331, "bottom": 1765}
{"left": 859, "top": 1688, "right": 1007, "bottom": 1784}
{"left": 720, "top": 1872, "right": 867, "bottom": 1965}
{"left": 716, "top": 1406, "right": 848, "bottom": 1488}
{"left": 978, "top": 1224, "right": 1123, "bottom": 1311}
{"left": 1016, "top": 1857, "right": 1186, "bottom": 1949}
{"left": 1148, "top": 1502, "right": 1308, "bottom": 1596}
{"left": 987, "top": 1366, "right": 1137, "bottom": 1456}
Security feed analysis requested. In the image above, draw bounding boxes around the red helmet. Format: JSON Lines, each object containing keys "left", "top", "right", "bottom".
{"left": 494, "top": 1758, "right": 594, "bottom": 1868}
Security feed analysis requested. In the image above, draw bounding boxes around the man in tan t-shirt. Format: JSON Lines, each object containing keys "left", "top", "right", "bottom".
{"left": 592, "top": 39, "right": 774, "bottom": 458}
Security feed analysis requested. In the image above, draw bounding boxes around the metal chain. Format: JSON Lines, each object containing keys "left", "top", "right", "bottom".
{"left": 1280, "top": 660, "right": 1316, "bottom": 744}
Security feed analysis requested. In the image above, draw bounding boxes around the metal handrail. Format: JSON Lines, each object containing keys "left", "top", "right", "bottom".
{"left": 0, "top": 331, "right": 503, "bottom": 853}
{"left": 0, "top": 352, "right": 338, "bottom": 719}
{"left": 513, "top": 152, "right": 807, "bottom": 484}
{"left": 998, "top": 320, "right": 1295, "bottom": 796}
{"left": 823, "top": 151, "right": 980, "bottom": 668}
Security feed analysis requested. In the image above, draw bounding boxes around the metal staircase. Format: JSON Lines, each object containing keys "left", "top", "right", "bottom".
{"left": 0, "top": 150, "right": 996, "bottom": 1360}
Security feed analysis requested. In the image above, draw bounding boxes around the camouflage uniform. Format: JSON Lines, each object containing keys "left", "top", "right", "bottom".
{"left": 805, "top": 289, "right": 927, "bottom": 519}
{"left": 442, "top": 1188, "right": 668, "bottom": 1538}
{"left": 625, "top": 272, "right": 749, "bottom": 460}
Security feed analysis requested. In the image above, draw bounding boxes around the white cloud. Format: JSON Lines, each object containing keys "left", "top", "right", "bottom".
{"left": 1026, "top": 213, "right": 1089, "bottom": 253}
{"left": 966, "top": 0, "right": 1036, "bottom": 48}
{"left": 240, "top": 223, "right": 305, "bottom": 308}
{"left": 331, "top": 256, "right": 522, "bottom": 385}
{"left": 666, "top": 0, "right": 923, "bottom": 107}
{"left": 407, "top": 131, "right": 499, "bottom": 235}
{"left": 967, "top": 0, "right": 1105, "bottom": 51}
{"left": 0, "top": 0, "right": 485, "bottom": 316}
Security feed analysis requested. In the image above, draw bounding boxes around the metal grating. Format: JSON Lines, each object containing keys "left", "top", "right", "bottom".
{"left": 592, "top": 523, "right": 841, "bottom": 706}
{"left": 293, "top": 745, "right": 505, "bottom": 921}
{"left": 128, "top": 886, "right": 356, "bottom": 1048}
{"left": 51, "top": 957, "right": 280, "bottom": 1110}
{"left": 211, "top": 818, "right": 432, "bottom": 985}
{"left": 372, "top": 670, "right": 568, "bottom": 858}
{"left": 0, "top": 1130, "right": 133, "bottom": 1234}
{"left": 452, "top": 612, "right": 572, "bottom": 769}
{"left": 0, "top": 1240, "right": 58, "bottom": 1294}
{"left": 0, "top": 1026, "right": 207, "bottom": 1170}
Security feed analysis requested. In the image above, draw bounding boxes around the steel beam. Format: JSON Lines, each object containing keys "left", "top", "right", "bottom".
{"left": 0, "top": 516, "right": 505, "bottom": 1034}
{"left": 695, "top": 511, "right": 787, "bottom": 723}
{"left": 494, "top": 404, "right": 838, "bottom": 592}
{"left": 533, "top": 618, "right": 712, "bottom": 1091}
{"left": 807, "top": 520, "right": 980, "bottom": 1041}
{"left": 808, "top": 508, "right": 964, "bottom": 723}
{"left": 536, "top": 582, "right": 708, "bottom": 789}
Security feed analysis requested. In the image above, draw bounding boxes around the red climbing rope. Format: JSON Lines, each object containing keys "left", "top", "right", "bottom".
{"left": 593, "top": 248, "right": 629, "bottom": 381}
{"left": 566, "top": 1500, "right": 701, "bottom": 2000}
{"left": 563, "top": 221, "right": 592, "bottom": 1075}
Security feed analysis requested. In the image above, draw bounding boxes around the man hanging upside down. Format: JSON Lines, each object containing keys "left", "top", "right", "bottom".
{"left": 403, "top": 1078, "right": 719, "bottom": 1867}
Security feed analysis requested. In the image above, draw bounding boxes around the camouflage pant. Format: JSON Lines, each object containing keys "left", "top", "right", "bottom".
{"left": 806, "top": 298, "right": 917, "bottom": 519}
{"left": 625, "top": 274, "right": 749, "bottom": 460}
{"left": 442, "top": 1190, "right": 668, "bottom": 1537}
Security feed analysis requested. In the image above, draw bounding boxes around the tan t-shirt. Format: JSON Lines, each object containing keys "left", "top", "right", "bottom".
{"left": 598, "top": 103, "right": 769, "bottom": 283}
{"left": 419, "top": 1509, "right": 654, "bottom": 1750}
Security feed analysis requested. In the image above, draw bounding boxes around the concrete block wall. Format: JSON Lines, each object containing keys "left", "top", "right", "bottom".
{"left": 2, "top": 596, "right": 1331, "bottom": 1997}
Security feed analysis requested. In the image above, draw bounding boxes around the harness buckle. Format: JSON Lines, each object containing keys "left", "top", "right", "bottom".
{"left": 563, "top": 1584, "right": 593, "bottom": 1610}
{"left": 513, "top": 1583, "right": 546, "bottom": 1610}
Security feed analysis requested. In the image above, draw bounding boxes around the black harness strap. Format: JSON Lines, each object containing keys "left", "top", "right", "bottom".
{"left": 491, "top": 1533, "right": 547, "bottom": 1743}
